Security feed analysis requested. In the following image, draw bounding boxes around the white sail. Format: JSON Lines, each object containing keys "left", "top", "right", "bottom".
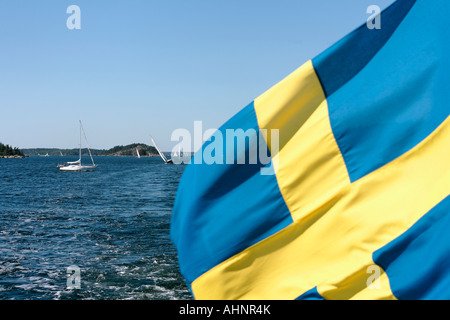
{"left": 67, "top": 159, "right": 81, "bottom": 165}
{"left": 136, "top": 148, "right": 141, "bottom": 158}
{"left": 151, "top": 136, "right": 167, "bottom": 161}
{"left": 151, "top": 136, "right": 172, "bottom": 164}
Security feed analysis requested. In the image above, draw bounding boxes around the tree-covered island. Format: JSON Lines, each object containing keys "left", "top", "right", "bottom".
{"left": 0, "top": 142, "right": 25, "bottom": 158}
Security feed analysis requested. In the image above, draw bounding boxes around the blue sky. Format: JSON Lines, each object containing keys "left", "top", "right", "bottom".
{"left": 0, "top": 0, "right": 394, "bottom": 151}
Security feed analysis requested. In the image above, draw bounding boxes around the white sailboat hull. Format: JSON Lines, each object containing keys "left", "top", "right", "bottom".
{"left": 59, "top": 164, "right": 97, "bottom": 172}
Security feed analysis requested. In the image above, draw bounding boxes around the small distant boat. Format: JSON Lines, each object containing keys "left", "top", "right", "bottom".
{"left": 58, "top": 120, "right": 97, "bottom": 171}
{"left": 136, "top": 147, "right": 141, "bottom": 158}
{"left": 173, "top": 145, "right": 182, "bottom": 158}
{"left": 151, "top": 136, "right": 173, "bottom": 164}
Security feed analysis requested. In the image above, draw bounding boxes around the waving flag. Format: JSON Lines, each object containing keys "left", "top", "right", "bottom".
{"left": 171, "top": 0, "right": 450, "bottom": 300}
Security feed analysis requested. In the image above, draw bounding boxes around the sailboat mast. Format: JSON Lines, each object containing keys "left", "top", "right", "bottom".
{"left": 79, "top": 120, "right": 82, "bottom": 161}
{"left": 80, "top": 120, "right": 95, "bottom": 166}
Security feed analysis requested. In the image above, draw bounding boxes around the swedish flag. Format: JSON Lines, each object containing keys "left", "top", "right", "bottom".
{"left": 171, "top": 0, "right": 450, "bottom": 300}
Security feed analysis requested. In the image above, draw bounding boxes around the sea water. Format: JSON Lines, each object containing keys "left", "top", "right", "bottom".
{"left": 0, "top": 156, "right": 191, "bottom": 300}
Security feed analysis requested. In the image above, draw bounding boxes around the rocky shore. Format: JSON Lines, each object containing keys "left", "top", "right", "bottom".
{"left": 0, "top": 155, "right": 25, "bottom": 159}
{"left": 0, "top": 155, "right": 26, "bottom": 158}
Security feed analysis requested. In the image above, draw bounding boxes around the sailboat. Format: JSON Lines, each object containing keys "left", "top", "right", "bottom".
{"left": 151, "top": 136, "right": 173, "bottom": 164}
{"left": 173, "top": 145, "right": 182, "bottom": 158}
{"left": 58, "top": 120, "right": 97, "bottom": 171}
{"left": 136, "top": 147, "right": 141, "bottom": 158}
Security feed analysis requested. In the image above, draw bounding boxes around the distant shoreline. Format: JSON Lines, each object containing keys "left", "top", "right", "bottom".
{"left": 21, "top": 143, "right": 160, "bottom": 157}
{"left": 19, "top": 154, "right": 161, "bottom": 157}
{"left": 17, "top": 154, "right": 163, "bottom": 157}
{"left": 97, "top": 154, "right": 160, "bottom": 157}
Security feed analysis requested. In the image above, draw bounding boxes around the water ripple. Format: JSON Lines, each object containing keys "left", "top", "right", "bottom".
{"left": 0, "top": 156, "right": 190, "bottom": 300}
